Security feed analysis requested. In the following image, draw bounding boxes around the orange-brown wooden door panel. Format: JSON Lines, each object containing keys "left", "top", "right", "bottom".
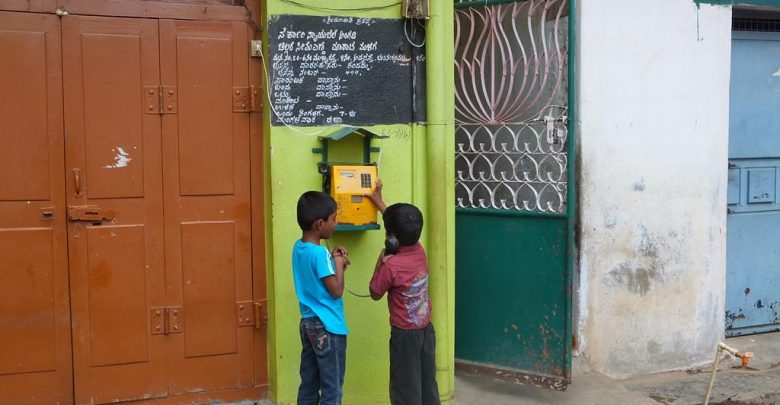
{"left": 62, "top": 16, "right": 167, "bottom": 404}
{"left": 0, "top": 11, "right": 73, "bottom": 405}
{"left": 159, "top": 19, "right": 254, "bottom": 394}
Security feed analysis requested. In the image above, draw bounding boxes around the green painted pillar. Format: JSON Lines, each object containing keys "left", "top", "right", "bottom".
{"left": 421, "top": 0, "right": 456, "bottom": 402}
{"left": 262, "top": 1, "right": 455, "bottom": 403}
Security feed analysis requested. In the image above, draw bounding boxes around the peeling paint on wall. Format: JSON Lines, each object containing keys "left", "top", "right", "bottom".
{"left": 605, "top": 226, "right": 681, "bottom": 296}
{"left": 104, "top": 146, "right": 132, "bottom": 169}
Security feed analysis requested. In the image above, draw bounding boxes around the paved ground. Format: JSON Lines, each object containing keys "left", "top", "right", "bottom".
{"left": 455, "top": 332, "right": 780, "bottom": 405}
{"left": 228, "top": 332, "right": 780, "bottom": 405}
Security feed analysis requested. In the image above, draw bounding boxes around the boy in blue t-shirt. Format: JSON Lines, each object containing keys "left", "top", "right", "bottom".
{"left": 292, "top": 191, "right": 350, "bottom": 405}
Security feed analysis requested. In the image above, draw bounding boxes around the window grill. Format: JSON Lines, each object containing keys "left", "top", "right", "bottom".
{"left": 454, "top": 0, "right": 569, "bottom": 212}
{"left": 733, "top": 17, "right": 780, "bottom": 33}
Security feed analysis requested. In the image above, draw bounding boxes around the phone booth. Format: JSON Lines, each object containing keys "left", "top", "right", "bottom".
{"left": 312, "top": 127, "right": 387, "bottom": 231}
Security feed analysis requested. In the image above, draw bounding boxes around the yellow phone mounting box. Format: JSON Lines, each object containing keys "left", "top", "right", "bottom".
{"left": 329, "top": 165, "right": 378, "bottom": 229}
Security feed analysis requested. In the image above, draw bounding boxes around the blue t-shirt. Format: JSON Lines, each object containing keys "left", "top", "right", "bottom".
{"left": 292, "top": 240, "right": 348, "bottom": 335}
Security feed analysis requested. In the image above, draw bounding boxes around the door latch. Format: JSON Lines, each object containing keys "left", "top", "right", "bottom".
{"left": 40, "top": 207, "right": 55, "bottom": 221}
{"left": 68, "top": 205, "right": 115, "bottom": 222}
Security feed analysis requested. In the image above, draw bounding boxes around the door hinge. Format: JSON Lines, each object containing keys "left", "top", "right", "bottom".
{"left": 236, "top": 300, "right": 268, "bottom": 329}
{"left": 150, "top": 306, "right": 184, "bottom": 335}
{"left": 233, "top": 86, "right": 262, "bottom": 112}
{"left": 145, "top": 86, "right": 177, "bottom": 114}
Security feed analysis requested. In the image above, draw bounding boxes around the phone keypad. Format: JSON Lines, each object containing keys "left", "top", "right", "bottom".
{"left": 361, "top": 173, "right": 372, "bottom": 188}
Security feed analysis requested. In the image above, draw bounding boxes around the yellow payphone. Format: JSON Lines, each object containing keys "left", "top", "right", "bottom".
{"left": 313, "top": 127, "right": 386, "bottom": 231}
{"left": 330, "top": 165, "right": 378, "bottom": 227}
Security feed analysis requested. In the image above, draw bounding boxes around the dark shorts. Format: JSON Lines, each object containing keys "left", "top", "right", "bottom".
{"left": 390, "top": 322, "right": 441, "bottom": 405}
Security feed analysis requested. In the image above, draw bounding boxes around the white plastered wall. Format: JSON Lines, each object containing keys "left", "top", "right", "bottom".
{"left": 575, "top": 0, "right": 732, "bottom": 377}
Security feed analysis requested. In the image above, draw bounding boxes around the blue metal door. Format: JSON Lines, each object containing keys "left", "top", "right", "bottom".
{"left": 726, "top": 31, "right": 780, "bottom": 336}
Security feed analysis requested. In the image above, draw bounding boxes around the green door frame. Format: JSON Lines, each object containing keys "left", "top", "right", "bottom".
{"left": 567, "top": 0, "right": 577, "bottom": 379}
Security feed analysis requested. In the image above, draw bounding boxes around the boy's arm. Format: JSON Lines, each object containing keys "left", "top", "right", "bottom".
{"left": 366, "top": 179, "right": 387, "bottom": 214}
{"left": 322, "top": 256, "right": 346, "bottom": 298}
{"left": 323, "top": 254, "right": 348, "bottom": 298}
{"left": 369, "top": 249, "right": 389, "bottom": 301}
{"left": 314, "top": 247, "right": 347, "bottom": 299}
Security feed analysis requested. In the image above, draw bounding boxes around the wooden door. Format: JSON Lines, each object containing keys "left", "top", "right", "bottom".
{"left": 0, "top": 11, "right": 73, "bottom": 405}
{"left": 159, "top": 19, "right": 255, "bottom": 393}
{"left": 0, "top": 8, "right": 264, "bottom": 404}
{"left": 63, "top": 16, "right": 168, "bottom": 403}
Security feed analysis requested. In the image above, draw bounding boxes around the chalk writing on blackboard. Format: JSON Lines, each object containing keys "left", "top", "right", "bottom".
{"left": 268, "top": 15, "right": 426, "bottom": 127}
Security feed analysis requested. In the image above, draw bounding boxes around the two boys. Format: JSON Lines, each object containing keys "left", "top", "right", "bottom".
{"left": 292, "top": 184, "right": 440, "bottom": 405}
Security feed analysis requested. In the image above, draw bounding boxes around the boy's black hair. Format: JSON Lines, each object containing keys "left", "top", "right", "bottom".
{"left": 383, "top": 203, "right": 423, "bottom": 246}
{"left": 297, "top": 191, "right": 337, "bottom": 231}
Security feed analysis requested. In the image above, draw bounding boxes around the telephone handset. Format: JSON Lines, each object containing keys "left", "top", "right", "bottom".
{"left": 385, "top": 234, "right": 400, "bottom": 255}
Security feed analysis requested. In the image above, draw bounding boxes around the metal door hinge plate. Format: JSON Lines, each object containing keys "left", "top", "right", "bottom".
{"left": 68, "top": 205, "right": 115, "bottom": 222}
{"left": 233, "top": 86, "right": 261, "bottom": 112}
{"left": 150, "top": 306, "right": 184, "bottom": 335}
{"left": 150, "top": 308, "right": 164, "bottom": 335}
{"left": 161, "top": 86, "right": 177, "bottom": 114}
{"left": 236, "top": 300, "right": 267, "bottom": 328}
{"left": 145, "top": 86, "right": 177, "bottom": 114}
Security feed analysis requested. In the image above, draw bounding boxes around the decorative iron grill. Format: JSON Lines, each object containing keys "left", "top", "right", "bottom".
{"left": 454, "top": 0, "right": 569, "bottom": 212}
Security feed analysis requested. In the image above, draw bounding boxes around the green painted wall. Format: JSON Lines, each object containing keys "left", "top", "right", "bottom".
{"left": 262, "top": 1, "right": 455, "bottom": 404}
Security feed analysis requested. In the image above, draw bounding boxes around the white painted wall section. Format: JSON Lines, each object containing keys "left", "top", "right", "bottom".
{"left": 576, "top": 1, "right": 732, "bottom": 377}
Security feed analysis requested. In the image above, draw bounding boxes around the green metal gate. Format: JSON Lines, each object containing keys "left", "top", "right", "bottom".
{"left": 453, "top": 0, "right": 575, "bottom": 388}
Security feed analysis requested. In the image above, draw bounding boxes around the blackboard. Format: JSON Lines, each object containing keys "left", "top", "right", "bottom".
{"left": 268, "top": 15, "right": 426, "bottom": 127}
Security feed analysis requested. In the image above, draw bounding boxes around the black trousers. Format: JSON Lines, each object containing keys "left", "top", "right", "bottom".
{"left": 389, "top": 323, "right": 441, "bottom": 405}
